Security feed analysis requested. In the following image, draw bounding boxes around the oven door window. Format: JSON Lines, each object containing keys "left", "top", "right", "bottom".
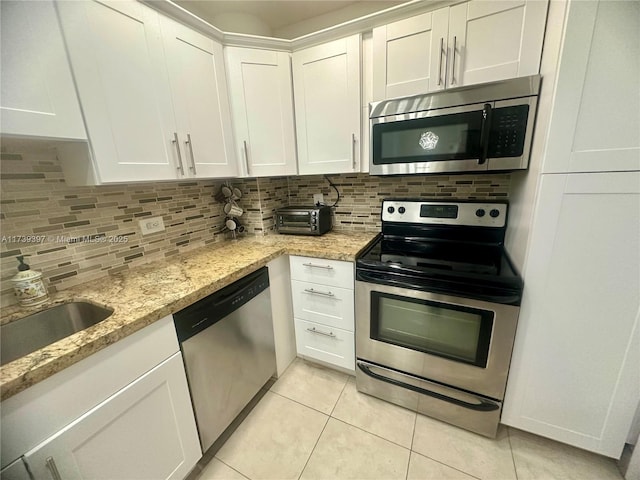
{"left": 372, "top": 109, "right": 484, "bottom": 165}
{"left": 370, "top": 292, "right": 493, "bottom": 367}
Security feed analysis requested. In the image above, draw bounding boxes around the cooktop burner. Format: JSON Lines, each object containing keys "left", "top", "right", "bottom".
{"left": 356, "top": 199, "right": 523, "bottom": 305}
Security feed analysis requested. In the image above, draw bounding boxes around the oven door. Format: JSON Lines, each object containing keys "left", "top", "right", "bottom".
{"left": 370, "top": 103, "right": 492, "bottom": 175}
{"left": 355, "top": 280, "right": 519, "bottom": 400}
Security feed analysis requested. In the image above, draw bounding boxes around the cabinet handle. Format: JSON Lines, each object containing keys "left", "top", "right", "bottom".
{"left": 307, "top": 327, "right": 336, "bottom": 338}
{"left": 185, "top": 133, "right": 197, "bottom": 175}
{"left": 172, "top": 132, "right": 185, "bottom": 175}
{"left": 451, "top": 36, "right": 457, "bottom": 86}
{"left": 46, "top": 457, "right": 62, "bottom": 480}
{"left": 351, "top": 133, "right": 356, "bottom": 169}
{"left": 437, "top": 37, "right": 444, "bottom": 86}
{"left": 304, "top": 288, "right": 335, "bottom": 297}
{"left": 243, "top": 140, "right": 251, "bottom": 176}
{"left": 302, "top": 262, "right": 333, "bottom": 270}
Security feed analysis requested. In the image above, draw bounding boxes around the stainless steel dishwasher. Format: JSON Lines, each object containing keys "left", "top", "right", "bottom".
{"left": 173, "top": 267, "right": 275, "bottom": 452}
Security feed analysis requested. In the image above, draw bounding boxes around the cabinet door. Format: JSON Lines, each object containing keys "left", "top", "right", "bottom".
{"left": 502, "top": 172, "right": 640, "bottom": 458}
{"left": 448, "top": 0, "right": 547, "bottom": 87}
{"left": 56, "top": 0, "right": 179, "bottom": 183}
{"left": 543, "top": 0, "right": 640, "bottom": 173}
{"left": 372, "top": 9, "right": 449, "bottom": 99}
{"left": 24, "top": 353, "right": 201, "bottom": 480}
{"left": 225, "top": 47, "right": 297, "bottom": 177}
{"left": 160, "top": 17, "right": 237, "bottom": 178}
{"left": 0, "top": 0, "right": 86, "bottom": 140}
{"left": 293, "top": 35, "right": 361, "bottom": 175}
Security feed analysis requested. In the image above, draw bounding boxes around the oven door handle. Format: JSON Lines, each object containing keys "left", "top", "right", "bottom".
{"left": 357, "top": 363, "right": 499, "bottom": 412}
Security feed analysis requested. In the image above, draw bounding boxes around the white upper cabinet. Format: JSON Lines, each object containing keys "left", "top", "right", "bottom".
{"left": 448, "top": 0, "right": 548, "bottom": 88}
{"left": 225, "top": 47, "right": 297, "bottom": 177}
{"left": 56, "top": 0, "right": 236, "bottom": 184}
{"left": 0, "top": 0, "right": 86, "bottom": 140}
{"left": 160, "top": 16, "right": 237, "bottom": 178}
{"left": 372, "top": 10, "right": 448, "bottom": 99}
{"left": 372, "top": 0, "right": 548, "bottom": 99}
{"left": 293, "top": 35, "right": 361, "bottom": 175}
{"left": 56, "top": 0, "right": 180, "bottom": 183}
{"left": 542, "top": 0, "right": 640, "bottom": 173}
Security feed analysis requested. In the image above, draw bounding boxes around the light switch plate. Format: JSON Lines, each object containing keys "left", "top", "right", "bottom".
{"left": 313, "top": 193, "right": 324, "bottom": 205}
{"left": 139, "top": 216, "right": 165, "bottom": 235}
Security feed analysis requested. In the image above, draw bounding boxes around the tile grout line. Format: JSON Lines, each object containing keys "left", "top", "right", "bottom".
{"left": 212, "top": 457, "right": 251, "bottom": 480}
{"left": 406, "top": 412, "right": 417, "bottom": 480}
{"left": 269, "top": 389, "right": 339, "bottom": 417}
{"left": 296, "top": 376, "right": 348, "bottom": 480}
{"left": 507, "top": 426, "right": 520, "bottom": 480}
{"left": 296, "top": 414, "right": 331, "bottom": 480}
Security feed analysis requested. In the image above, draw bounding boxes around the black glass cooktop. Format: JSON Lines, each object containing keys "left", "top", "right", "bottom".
{"left": 356, "top": 234, "right": 523, "bottom": 305}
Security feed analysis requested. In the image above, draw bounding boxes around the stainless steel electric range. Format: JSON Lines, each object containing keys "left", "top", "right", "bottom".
{"left": 355, "top": 199, "right": 523, "bottom": 438}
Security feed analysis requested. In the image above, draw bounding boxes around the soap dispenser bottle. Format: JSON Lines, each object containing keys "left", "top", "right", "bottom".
{"left": 11, "top": 256, "right": 49, "bottom": 306}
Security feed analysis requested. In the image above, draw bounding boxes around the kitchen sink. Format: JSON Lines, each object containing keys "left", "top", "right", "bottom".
{"left": 0, "top": 301, "right": 114, "bottom": 366}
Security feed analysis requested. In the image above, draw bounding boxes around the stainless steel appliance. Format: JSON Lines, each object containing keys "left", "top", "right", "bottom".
{"left": 369, "top": 75, "right": 540, "bottom": 175}
{"left": 173, "top": 267, "right": 275, "bottom": 452}
{"left": 276, "top": 205, "right": 332, "bottom": 236}
{"left": 355, "top": 200, "right": 523, "bottom": 437}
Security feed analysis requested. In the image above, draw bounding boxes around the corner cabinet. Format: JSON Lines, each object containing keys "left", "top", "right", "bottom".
{"left": 292, "top": 35, "right": 362, "bottom": 175}
{"left": 290, "top": 256, "right": 355, "bottom": 372}
{"left": 56, "top": 0, "right": 236, "bottom": 185}
{"left": 225, "top": 47, "right": 297, "bottom": 177}
{"left": 372, "top": 0, "right": 548, "bottom": 99}
{"left": 0, "top": 0, "right": 86, "bottom": 140}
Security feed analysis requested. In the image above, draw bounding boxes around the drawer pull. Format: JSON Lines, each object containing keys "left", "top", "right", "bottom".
{"left": 302, "top": 263, "right": 333, "bottom": 270}
{"left": 304, "top": 288, "right": 335, "bottom": 297}
{"left": 307, "top": 327, "right": 336, "bottom": 338}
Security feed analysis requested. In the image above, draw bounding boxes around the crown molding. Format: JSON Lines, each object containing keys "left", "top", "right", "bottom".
{"left": 144, "top": 0, "right": 458, "bottom": 51}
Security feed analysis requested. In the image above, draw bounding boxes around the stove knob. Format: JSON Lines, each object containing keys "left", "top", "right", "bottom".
{"left": 398, "top": 207, "right": 406, "bottom": 214}
{"left": 475, "top": 208, "right": 486, "bottom": 217}
{"left": 387, "top": 206, "right": 395, "bottom": 214}
{"left": 490, "top": 209, "right": 500, "bottom": 218}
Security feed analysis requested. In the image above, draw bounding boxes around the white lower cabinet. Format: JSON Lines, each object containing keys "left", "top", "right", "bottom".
{"left": 294, "top": 319, "right": 355, "bottom": 371}
{"left": 502, "top": 172, "right": 640, "bottom": 458}
{"left": 24, "top": 353, "right": 200, "bottom": 480}
{"left": 290, "top": 256, "right": 355, "bottom": 371}
{"left": 0, "top": 316, "right": 201, "bottom": 478}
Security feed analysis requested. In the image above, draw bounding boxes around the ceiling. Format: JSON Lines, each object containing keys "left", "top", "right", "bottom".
{"left": 174, "top": 1, "right": 406, "bottom": 38}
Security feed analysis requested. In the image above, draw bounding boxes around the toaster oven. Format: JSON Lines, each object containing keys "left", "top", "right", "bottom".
{"left": 275, "top": 206, "right": 332, "bottom": 236}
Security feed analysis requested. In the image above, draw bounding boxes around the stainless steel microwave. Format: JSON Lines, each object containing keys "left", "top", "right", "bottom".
{"left": 369, "top": 75, "right": 541, "bottom": 175}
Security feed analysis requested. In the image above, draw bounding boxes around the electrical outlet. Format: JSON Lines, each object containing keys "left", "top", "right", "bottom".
{"left": 313, "top": 193, "right": 324, "bottom": 205}
{"left": 139, "top": 216, "right": 165, "bottom": 235}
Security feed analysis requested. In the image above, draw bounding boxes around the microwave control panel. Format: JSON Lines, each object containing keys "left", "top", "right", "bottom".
{"left": 488, "top": 105, "right": 530, "bottom": 158}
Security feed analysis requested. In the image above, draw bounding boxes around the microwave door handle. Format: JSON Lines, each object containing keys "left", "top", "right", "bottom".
{"left": 478, "top": 103, "right": 492, "bottom": 165}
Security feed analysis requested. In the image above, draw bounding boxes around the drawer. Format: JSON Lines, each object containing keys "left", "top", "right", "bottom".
{"left": 290, "top": 256, "right": 354, "bottom": 289}
{"left": 291, "top": 280, "right": 354, "bottom": 331}
{"left": 294, "top": 319, "right": 355, "bottom": 371}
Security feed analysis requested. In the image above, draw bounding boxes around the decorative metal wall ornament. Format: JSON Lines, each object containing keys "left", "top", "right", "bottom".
{"left": 419, "top": 131, "right": 439, "bottom": 150}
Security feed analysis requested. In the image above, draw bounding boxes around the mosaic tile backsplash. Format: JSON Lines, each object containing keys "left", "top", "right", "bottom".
{"left": 0, "top": 146, "right": 509, "bottom": 305}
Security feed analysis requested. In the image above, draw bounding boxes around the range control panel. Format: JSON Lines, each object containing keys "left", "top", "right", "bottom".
{"left": 382, "top": 200, "right": 507, "bottom": 228}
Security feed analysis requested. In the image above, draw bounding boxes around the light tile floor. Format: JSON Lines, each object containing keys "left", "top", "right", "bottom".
{"left": 195, "top": 358, "right": 624, "bottom": 480}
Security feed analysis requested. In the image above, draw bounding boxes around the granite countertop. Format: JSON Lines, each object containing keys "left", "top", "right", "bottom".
{"left": 0, "top": 232, "right": 377, "bottom": 401}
